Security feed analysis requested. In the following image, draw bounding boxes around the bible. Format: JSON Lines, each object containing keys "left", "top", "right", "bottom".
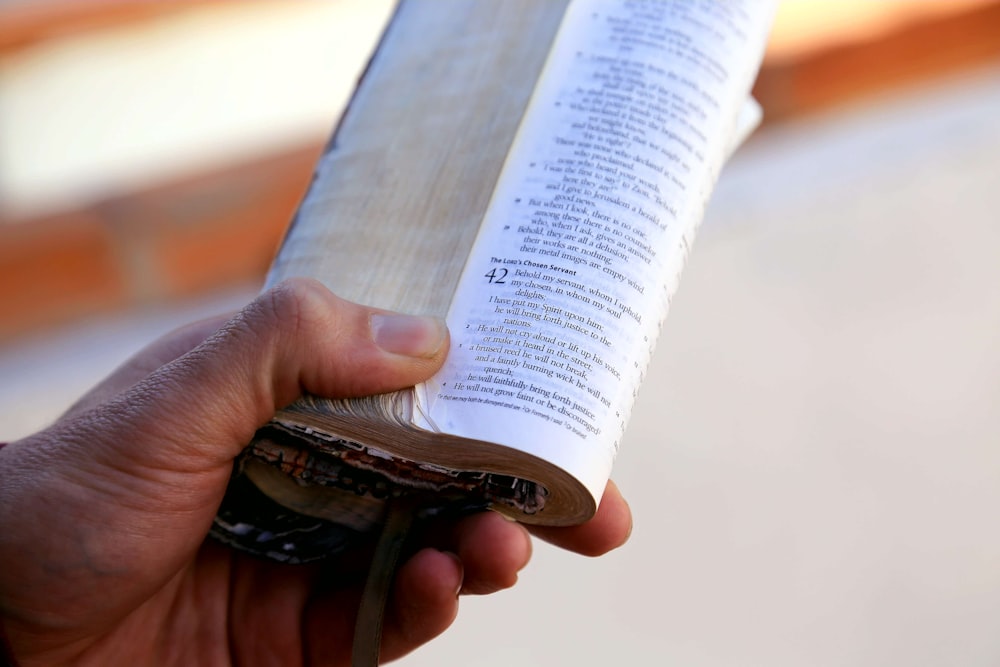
{"left": 211, "top": 0, "right": 775, "bottom": 563}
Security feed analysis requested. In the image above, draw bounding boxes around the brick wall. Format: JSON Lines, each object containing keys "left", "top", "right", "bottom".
{"left": 0, "top": 145, "right": 321, "bottom": 341}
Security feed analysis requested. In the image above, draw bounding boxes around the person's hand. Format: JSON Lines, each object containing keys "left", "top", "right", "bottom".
{"left": 0, "top": 278, "right": 631, "bottom": 665}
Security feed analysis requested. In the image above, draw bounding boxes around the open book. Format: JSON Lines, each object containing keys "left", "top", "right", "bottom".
{"left": 212, "top": 0, "right": 775, "bottom": 563}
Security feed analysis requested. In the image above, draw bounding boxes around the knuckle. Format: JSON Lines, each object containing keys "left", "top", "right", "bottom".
{"left": 252, "top": 278, "right": 334, "bottom": 344}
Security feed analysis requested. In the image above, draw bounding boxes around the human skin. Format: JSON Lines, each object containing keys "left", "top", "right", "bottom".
{"left": 0, "top": 278, "right": 632, "bottom": 666}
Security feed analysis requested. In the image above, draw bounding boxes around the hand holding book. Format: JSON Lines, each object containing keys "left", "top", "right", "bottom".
{"left": 0, "top": 279, "right": 631, "bottom": 664}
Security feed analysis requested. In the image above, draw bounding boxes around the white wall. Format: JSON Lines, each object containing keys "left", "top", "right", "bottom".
{"left": 0, "top": 0, "right": 392, "bottom": 218}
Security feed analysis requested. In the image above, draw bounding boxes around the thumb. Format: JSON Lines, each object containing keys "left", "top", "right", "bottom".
{"left": 96, "top": 277, "right": 449, "bottom": 474}
{"left": 10, "top": 276, "right": 449, "bottom": 526}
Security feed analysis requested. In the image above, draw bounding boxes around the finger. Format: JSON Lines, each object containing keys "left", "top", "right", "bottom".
{"left": 302, "top": 549, "right": 462, "bottom": 666}
{"left": 437, "top": 512, "right": 532, "bottom": 595}
{"left": 526, "top": 480, "right": 632, "bottom": 557}
{"left": 227, "top": 551, "right": 319, "bottom": 665}
{"left": 379, "top": 548, "right": 463, "bottom": 663}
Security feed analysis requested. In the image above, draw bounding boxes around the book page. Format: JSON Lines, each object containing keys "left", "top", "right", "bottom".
{"left": 419, "top": 0, "right": 775, "bottom": 503}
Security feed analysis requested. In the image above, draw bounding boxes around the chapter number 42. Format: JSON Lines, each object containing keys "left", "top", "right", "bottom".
{"left": 484, "top": 267, "right": 508, "bottom": 284}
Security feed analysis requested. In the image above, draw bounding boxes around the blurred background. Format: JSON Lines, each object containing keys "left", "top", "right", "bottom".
{"left": 2, "top": 1, "right": 1000, "bottom": 664}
